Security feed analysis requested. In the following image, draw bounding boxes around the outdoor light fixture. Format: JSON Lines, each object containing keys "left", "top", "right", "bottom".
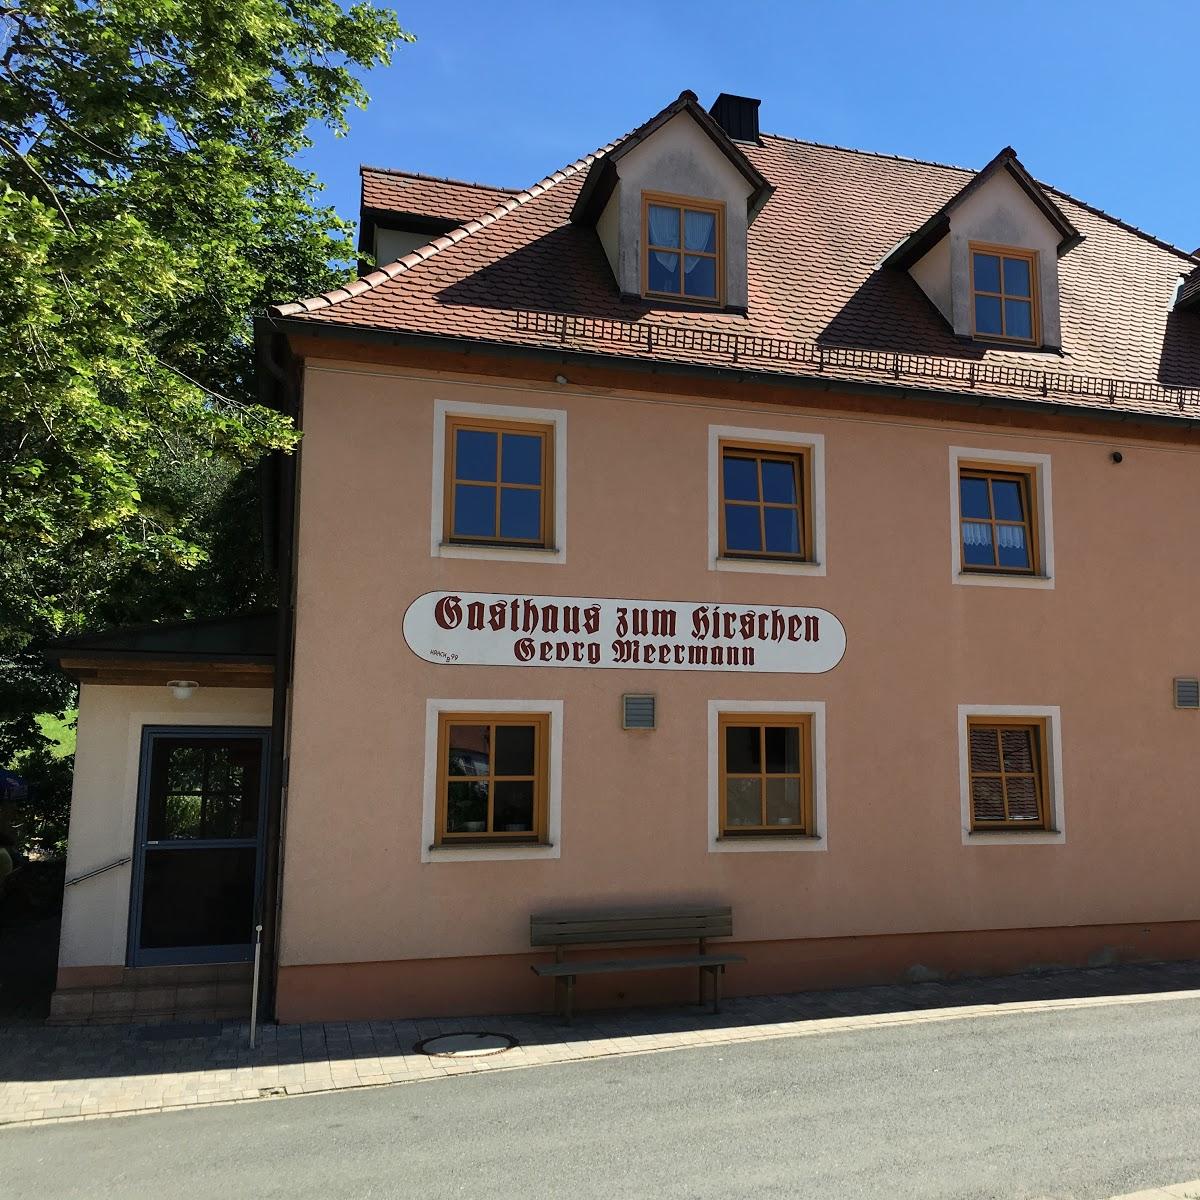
{"left": 167, "top": 680, "right": 199, "bottom": 701}
{"left": 554, "top": 374, "right": 568, "bottom": 385}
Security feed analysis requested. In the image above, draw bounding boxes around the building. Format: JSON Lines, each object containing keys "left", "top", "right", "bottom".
{"left": 48, "top": 92, "right": 1200, "bottom": 1025}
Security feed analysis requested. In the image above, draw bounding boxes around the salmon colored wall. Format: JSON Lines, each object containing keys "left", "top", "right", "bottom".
{"left": 279, "top": 359, "right": 1200, "bottom": 1009}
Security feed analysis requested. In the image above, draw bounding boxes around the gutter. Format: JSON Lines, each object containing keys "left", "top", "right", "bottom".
{"left": 264, "top": 316, "right": 1200, "bottom": 436}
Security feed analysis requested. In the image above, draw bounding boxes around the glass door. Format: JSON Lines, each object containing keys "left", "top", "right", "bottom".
{"left": 129, "top": 728, "right": 269, "bottom": 966}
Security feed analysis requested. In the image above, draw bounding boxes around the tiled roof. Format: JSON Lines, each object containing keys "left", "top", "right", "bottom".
{"left": 1178, "top": 266, "right": 1200, "bottom": 311}
{"left": 359, "top": 167, "right": 516, "bottom": 223}
{"left": 273, "top": 120, "right": 1200, "bottom": 422}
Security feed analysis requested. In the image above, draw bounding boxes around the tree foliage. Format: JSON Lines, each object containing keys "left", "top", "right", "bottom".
{"left": 0, "top": 0, "right": 410, "bottom": 848}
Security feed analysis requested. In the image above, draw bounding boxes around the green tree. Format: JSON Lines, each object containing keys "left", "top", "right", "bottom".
{"left": 0, "top": 0, "right": 411, "bottom": 851}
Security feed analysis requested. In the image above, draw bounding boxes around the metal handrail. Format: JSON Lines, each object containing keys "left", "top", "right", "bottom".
{"left": 64, "top": 856, "right": 132, "bottom": 887}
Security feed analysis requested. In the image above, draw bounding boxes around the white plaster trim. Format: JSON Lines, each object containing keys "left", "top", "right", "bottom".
{"left": 431, "top": 398, "right": 567, "bottom": 564}
{"left": 957, "top": 704, "right": 1065, "bottom": 846}
{"left": 707, "top": 424, "right": 827, "bottom": 576}
{"left": 421, "top": 699, "right": 563, "bottom": 863}
{"left": 707, "top": 699, "right": 827, "bottom": 854}
{"left": 949, "top": 445, "right": 1054, "bottom": 589}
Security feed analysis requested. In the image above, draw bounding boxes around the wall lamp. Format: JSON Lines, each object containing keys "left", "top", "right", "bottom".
{"left": 167, "top": 680, "right": 199, "bottom": 701}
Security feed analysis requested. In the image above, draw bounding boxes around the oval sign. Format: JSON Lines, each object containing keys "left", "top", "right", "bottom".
{"left": 403, "top": 591, "right": 846, "bottom": 674}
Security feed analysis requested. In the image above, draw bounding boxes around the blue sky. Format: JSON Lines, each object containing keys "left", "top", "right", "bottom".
{"left": 301, "top": 0, "right": 1198, "bottom": 253}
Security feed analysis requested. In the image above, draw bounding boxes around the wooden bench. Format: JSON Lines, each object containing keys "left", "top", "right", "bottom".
{"left": 530, "top": 905, "right": 746, "bottom": 1022}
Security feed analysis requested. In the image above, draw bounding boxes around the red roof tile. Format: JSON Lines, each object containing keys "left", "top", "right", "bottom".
{"left": 273, "top": 123, "right": 1200, "bottom": 422}
{"left": 359, "top": 167, "right": 516, "bottom": 223}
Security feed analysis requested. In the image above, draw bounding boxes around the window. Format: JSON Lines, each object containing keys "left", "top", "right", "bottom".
{"left": 719, "top": 443, "right": 811, "bottom": 560}
{"left": 435, "top": 713, "right": 550, "bottom": 845}
{"left": 444, "top": 417, "right": 552, "bottom": 548}
{"left": 643, "top": 194, "right": 722, "bottom": 302}
{"left": 966, "top": 718, "right": 1049, "bottom": 831}
{"left": 971, "top": 245, "right": 1038, "bottom": 343}
{"left": 718, "top": 714, "right": 813, "bottom": 837}
{"left": 958, "top": 463, "right": 1038, "bottom": 574}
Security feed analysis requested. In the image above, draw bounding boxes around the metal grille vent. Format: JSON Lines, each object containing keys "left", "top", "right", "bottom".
{"left": 622, "top": 694, "right": 656, "bottom": 730}
{"left": 1175, "top": 678, "right": 1200, "bottom": 709}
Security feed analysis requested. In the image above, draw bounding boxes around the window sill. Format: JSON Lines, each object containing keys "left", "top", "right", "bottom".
{"left": 434, "top": 541, "right": 565, "bottom": 565}
{"left": 429, "top": 842, "right": 552, "bottom": 851}
{"left": 709, "top": 833, "right": 827, "bottom": 854}
{"left": 963, "top": 829, "right": 1064, "bottom": 846}
{"left": 954, "top": 570, "right": 1053, "bottom": 591}
{"left": 713, "top": 556, "right": 826, "bottom": 578}
{"left": 422, "top": 840, "right": 559, "bottom": 863}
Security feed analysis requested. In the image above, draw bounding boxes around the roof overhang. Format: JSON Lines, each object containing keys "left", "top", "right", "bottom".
{"left": 571, "top": 90, "right": 774, "bottom": 227}
{"left": 885, "top": 147, "right": 1082, "bottom": 270}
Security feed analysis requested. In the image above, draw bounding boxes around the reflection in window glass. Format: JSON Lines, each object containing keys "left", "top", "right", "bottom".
{"left": 959, "top": 469, "right": 1035, "bottom": 572}
{"left": 448, "top": 423, "right": 549, "bottom": 546}
{"left": 721, "top": 718, "right": 811, "bottom": 835}
{"left": 972, "top": 248, "right": 1037, "bottom": 342}
{"left": 721, "top": 448, "right": 806, "bottom": 560}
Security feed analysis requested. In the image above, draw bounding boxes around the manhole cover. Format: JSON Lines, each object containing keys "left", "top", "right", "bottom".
{"left": 414, "top": 1032, "right": 518, "bottom": 1058}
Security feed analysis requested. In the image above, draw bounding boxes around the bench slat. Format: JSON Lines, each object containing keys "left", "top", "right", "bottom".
{"left": 531, "top": 907, "right": 733, "bottom": 946}
{"left": 532, "top": 952, "right": 745, "bottom": 978}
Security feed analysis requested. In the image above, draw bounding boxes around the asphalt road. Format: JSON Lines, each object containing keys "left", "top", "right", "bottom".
{"left": 5, "top": 999, "right": 1200, "bottom": 1199}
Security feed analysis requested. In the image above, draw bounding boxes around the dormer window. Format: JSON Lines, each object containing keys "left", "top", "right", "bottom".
{"left": 643, "top": 194, "right": 723, "bottom": 303}
{"left": 970, "top": 244, "right": 1039, "bottom": 344}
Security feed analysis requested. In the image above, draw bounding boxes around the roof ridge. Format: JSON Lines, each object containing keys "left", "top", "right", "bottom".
{"left": 359, "top": 165, "right": 518, "bottom": 194}
{"left": 1040, "top": 183, "right": 1200, "bottom": 265}
{"left": 272, "top": 141, "right": 619, "bottom": 318}
{"left": 760, "top": 132, "right": 975, "bottom": 176}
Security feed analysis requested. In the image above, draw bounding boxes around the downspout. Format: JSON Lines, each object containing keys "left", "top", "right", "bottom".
{"left": 256, "top": 324, "right": 300, "bottom": 1024}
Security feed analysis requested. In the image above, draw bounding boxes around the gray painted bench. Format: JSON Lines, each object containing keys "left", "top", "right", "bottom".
{"left": 530, "top": 905, "right": 746, "bottom": 1021}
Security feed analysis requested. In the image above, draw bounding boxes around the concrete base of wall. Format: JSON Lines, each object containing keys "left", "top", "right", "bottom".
{"left": 275, "top": 919, "right": 1200, "bottom": 1024}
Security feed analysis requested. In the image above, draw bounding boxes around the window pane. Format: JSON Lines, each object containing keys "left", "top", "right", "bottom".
{"left": 764, "top": 726, "right": 800, "bottom": 774}
{"left": 1005, "top": 777, "right": 1041, "bottom": 822}
{"left": 166, "top": 746, "right": 204, "bottom": 793}
{"left": 975, "top": 294, "right": 1003, "bottom": 335}
{"left": 162, "top": 794, "right": 202, "bottom": 839}
{"left": 1005, "top": 299, "right": 1033, "bottom": 340}
{"left": 724, "top": 504, "right": 762, "bottom": 552}
{"left": 455, "top": 429, "right": 497, "bottom": 482}
{"left": 500, "top": 433, "right": 542, "bottom": 485}
{"left": 453, "top": 484, "right": 496, "bottom": 538}
{"left": 493, "top": 780, "right": 534, "bottom": 832}
{"left": 969, "top": 727, "right": 1001, "bottom": 773}
{"left": 996, "top": 524, "right": 1030, "bottom": 569}
{"left": 725, "top": 725, "right": 761, "bottom": 774}
{"left": 204, "top": 792, "right": 245, "bottom": 840}
{"left": 1003, "top": 256, "right": 1031, "bottom": 298}
{"left": 1001, "top": 728, "right": 1036, "bottom": 774}
{"left": 990, "top": 479, "right": 1024, "bottom": 521}
{"left": 648, "top": 249, "right": 680, "bottom": 294}
{"left": 204, "top": 747, "right": 249, "bottom": 795}
{"left": 499, "top": 487, "right": 541, "bottom": 541}
{"left": 973, "top": 253, "right": 1001, "bottom": 293}
{"left": 971, "top": 778, "right": 1005, "bottom": 822}
{"left": 683, "top": 254, "right": 717, "bottom": 299}
{"left": 760, "top": 459, "right": 797, "bottom": 504}
{"left": 962, "top": 522, "right": 995, "bottom": 566}
{"left": 725, "top": 778, "right": 761, "bottom": 827}
{"left": 765, "top": 778, "right": 802, "bottom": 827}
{"left": 446, "top": 781, "right": 488, "bottom": 832}
{"left": 647, "top": 204, "right": 679, "bottom": 248}
{"left": 447, "top": 725, "right": 489, "bottom": 776}
{"left": 763, "top": 506, "right": 801, "bottom": 555}
{"left": 494, "top": 724, "right": 535, "bottom": 777}
{"left": 960, "top": 476, "right": 991, "bottom": 520}
{"left": 723, "top": 455, "right": 759, "bottom": 501}
{"left": 684, "top": 209, "right": 716, "bottom": 253}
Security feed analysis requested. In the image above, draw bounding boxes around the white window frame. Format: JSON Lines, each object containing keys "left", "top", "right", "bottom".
{"left": 421, "top": 698, "right": 563, "bottom": 863}
{"left": 708, "top": 424, "right": 827, "bottom": 576}
{"left": 707, "top": 699, "right": 828, "bottom": 854}
{"left": 431, "top": 398, "right": 567, "bottom": 564}
{"left": 949, "top": 445, "right": 1053, "bottom": 589}
{"left": 957, "top": 704, "right": 1065, "bottom": 846}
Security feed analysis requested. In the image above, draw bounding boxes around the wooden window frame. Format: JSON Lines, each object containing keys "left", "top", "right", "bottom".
{"left": 718, "top": 440, "right": 813, "bottom": 563}
{"left": 969, "top": 242, "right": 1040, "bottom": 345}
{"left": 957, "top": 460, "right": 1040, "bottom": 576}
{"left": 642, "top": 191, "right": 725, "bottom": 306}
{"left": 966, "top": 716, "right": 1051, "bottom": 832}
{"left": 435, "top": 712, "right": 550, "bottom": 846}
{"left": 718, "top": 713, "right": 815, "bottom": 837}
{"left": 443, "top": 417, "right": 554, "bottom": 549}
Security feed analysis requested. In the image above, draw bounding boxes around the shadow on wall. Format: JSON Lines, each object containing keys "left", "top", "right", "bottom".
{"left": 0, "top": 860, "right": 64, "bottom": 1022}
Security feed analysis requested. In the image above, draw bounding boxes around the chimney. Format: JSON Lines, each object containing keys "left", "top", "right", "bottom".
{"left": 708, "top": 93, "right": 761, "bottom": 144}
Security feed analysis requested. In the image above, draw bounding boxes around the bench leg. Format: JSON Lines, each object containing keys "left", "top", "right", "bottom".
{"left": 553, "top": 976, "right": 565, "bottom": 1019}
{"left": 707, "top": 965, "right": 722, "bottom": 1015}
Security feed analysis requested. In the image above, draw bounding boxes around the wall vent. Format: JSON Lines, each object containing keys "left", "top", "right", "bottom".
{"left": 1174, "top": 678, "right": 1200, "bottom": 709}
{"left": 622, "top": 694, "right": 656, "bottom": 730}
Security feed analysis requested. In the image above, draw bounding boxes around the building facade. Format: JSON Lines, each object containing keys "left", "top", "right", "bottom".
{"left": 50, "top": 92, "right": 1200, "bottom": 1024}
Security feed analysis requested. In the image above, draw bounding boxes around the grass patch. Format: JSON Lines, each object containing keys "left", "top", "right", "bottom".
{"left": 34, "top": 711, "right": 77, "bottom": 759}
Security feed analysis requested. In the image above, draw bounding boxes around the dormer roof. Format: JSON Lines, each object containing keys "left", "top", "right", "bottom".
{"left": 570, "top": 90, "right": 773, "bottom": 227}
{"left": 884, "top": 146, "right": 1081, "bottom": 270}
{"left": 1178, "top": 265, "right": 1200, "bottom": 311}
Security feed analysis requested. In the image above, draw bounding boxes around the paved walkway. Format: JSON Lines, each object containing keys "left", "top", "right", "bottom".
{"left": 4, "top": 959, "right": 1200, "bottom": 1129}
